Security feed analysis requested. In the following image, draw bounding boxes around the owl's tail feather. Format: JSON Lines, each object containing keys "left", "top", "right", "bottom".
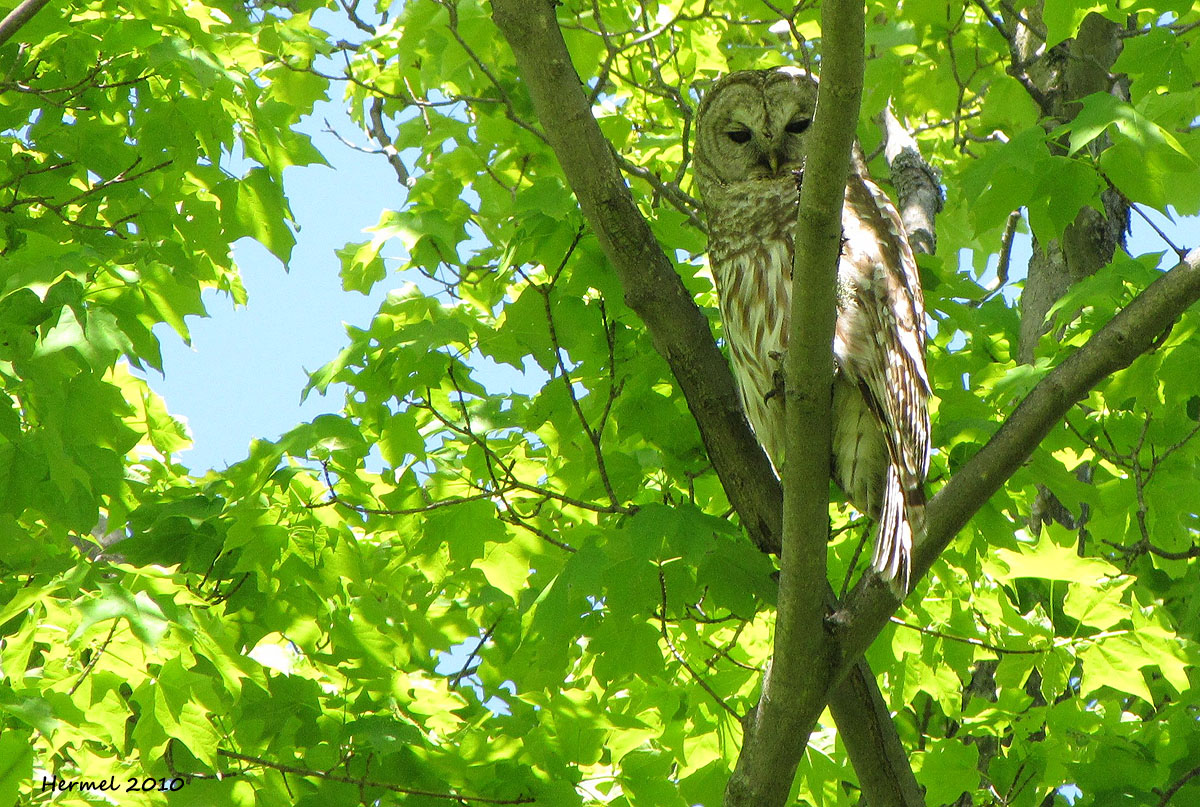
{"left": 870, "top": 465, "right": 925, "bottom": 594}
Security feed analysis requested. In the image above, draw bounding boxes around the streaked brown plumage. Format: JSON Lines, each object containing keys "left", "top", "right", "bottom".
{"left": 694, "top": 66, "right": 930, "bottom": 591}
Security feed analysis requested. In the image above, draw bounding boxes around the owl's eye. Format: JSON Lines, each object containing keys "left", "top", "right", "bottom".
{"left": 727, "top": 130, "right": 752, "bottom": 144}
{"left": 786, "top": 118, "right": 812, "bottom": 135}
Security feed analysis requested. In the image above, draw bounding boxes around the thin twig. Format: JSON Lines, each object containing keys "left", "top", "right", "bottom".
{"left": 435, "top": 0, "right": 548, "bottom": 143}
{"left": 614, "top": 153, "right": 705, "bottom": 232}
{"left": 1130, "top": 202, "right": 1187, "bottom": 260}
{"left": 415, "top": 387, "right": 632, "bottom": 516}
{"left": 450, "top": 617, "right": 503, "bottom": 687}
{"left": 657, "top": 564, "right": 742, "bottom": 719}
{"left": 998, "top": 0, "right": 1045, "bottom": 38}
{"left": 215, "top": 750, "right": 533, "bottom": 804}
{"left": 518, "top": 230, "right": 622, "bottom": 508}
{"left": 69, "top": 622, "right": 118, "bottom": 695}
{"left": 889, "top": 617, "right": 1043, "bottom": 655}
{"left": 973, "top": 210, "right": 1022, "bottom": 307}
{"left": 366, "top": 95, "right": 413, "bottom": 187}
{"left": 971, "top": 0, "right": 1011, "bottom": 45}
{"left": 1156, "top": 763, "right": 1200, "bottom": 806}
{"left": 338, "top": 0, "right": 376, "bottom": 34}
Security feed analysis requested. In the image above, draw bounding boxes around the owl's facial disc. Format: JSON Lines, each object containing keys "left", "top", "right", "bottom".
{"left": 707, "top": 102, "right": 813, "bottom": 183}
{"left": 731, "top": 115, "right": 810, "bottom": 180}
{"left": 694, "top": 68, "right": 819, "bottom": 195}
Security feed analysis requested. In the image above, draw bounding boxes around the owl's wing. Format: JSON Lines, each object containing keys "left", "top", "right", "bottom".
{"left": 837, "top": 167, "right": 931, "bottom": 589}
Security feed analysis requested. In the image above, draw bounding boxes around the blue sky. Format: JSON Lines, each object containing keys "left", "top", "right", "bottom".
{"left": 146, "top": 95, "right": 393, "bottom": 471}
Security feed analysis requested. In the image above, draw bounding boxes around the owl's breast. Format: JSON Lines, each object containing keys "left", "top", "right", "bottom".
{"left": 705, "top": 180, "right": 799, "bottom": 469}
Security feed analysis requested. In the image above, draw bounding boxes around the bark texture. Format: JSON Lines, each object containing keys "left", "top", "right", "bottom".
{"left": 1014, "top": 10, "right": 1130, "bottom": 364}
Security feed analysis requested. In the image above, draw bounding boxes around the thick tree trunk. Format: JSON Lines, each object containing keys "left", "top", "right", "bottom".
{"left": 1011, "top": 12, "right": 1128, "bottom": 576}
{"left": 1016, "top": 10, "right": 1129, "bottom": 364}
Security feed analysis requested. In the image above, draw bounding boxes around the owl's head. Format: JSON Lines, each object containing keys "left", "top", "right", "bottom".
{"left": 693, "top": 66, "right": 818, "bottom": 197}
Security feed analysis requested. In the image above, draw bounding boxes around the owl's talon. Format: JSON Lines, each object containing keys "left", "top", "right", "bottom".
{"left": 764, "top": 366, "right": 785, "bottom": 404}
{"left": 763, "top": 351, "right": 786, "bottom": 403}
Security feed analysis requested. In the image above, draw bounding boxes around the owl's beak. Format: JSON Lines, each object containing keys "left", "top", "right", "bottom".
{"left": 757, "top": 146, "right": 789, "bottom": 177}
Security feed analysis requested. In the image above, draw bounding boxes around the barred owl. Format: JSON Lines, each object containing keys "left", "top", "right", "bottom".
{"left": 694, "top": 66, "right": 930, "bottom": 591}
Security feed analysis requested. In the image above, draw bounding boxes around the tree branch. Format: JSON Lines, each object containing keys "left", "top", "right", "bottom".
{"left": 883, "top": 104, "right": 942, "bottom": 258}
{"left": 725, "top": 3, "right": 867, "bottom": 804}
{"left": 830, "top": 659, "right": 926, "bottom": 805}
{"left": 0, "top": 0, "right": 50, "bottom": 47}
{"left": 366, "top": 96, "right": 413, "bottom": 187}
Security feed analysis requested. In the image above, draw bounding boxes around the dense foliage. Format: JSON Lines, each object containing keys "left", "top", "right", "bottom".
{"left": 2, "top": 0, "right": 1199, "bottom": 805}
